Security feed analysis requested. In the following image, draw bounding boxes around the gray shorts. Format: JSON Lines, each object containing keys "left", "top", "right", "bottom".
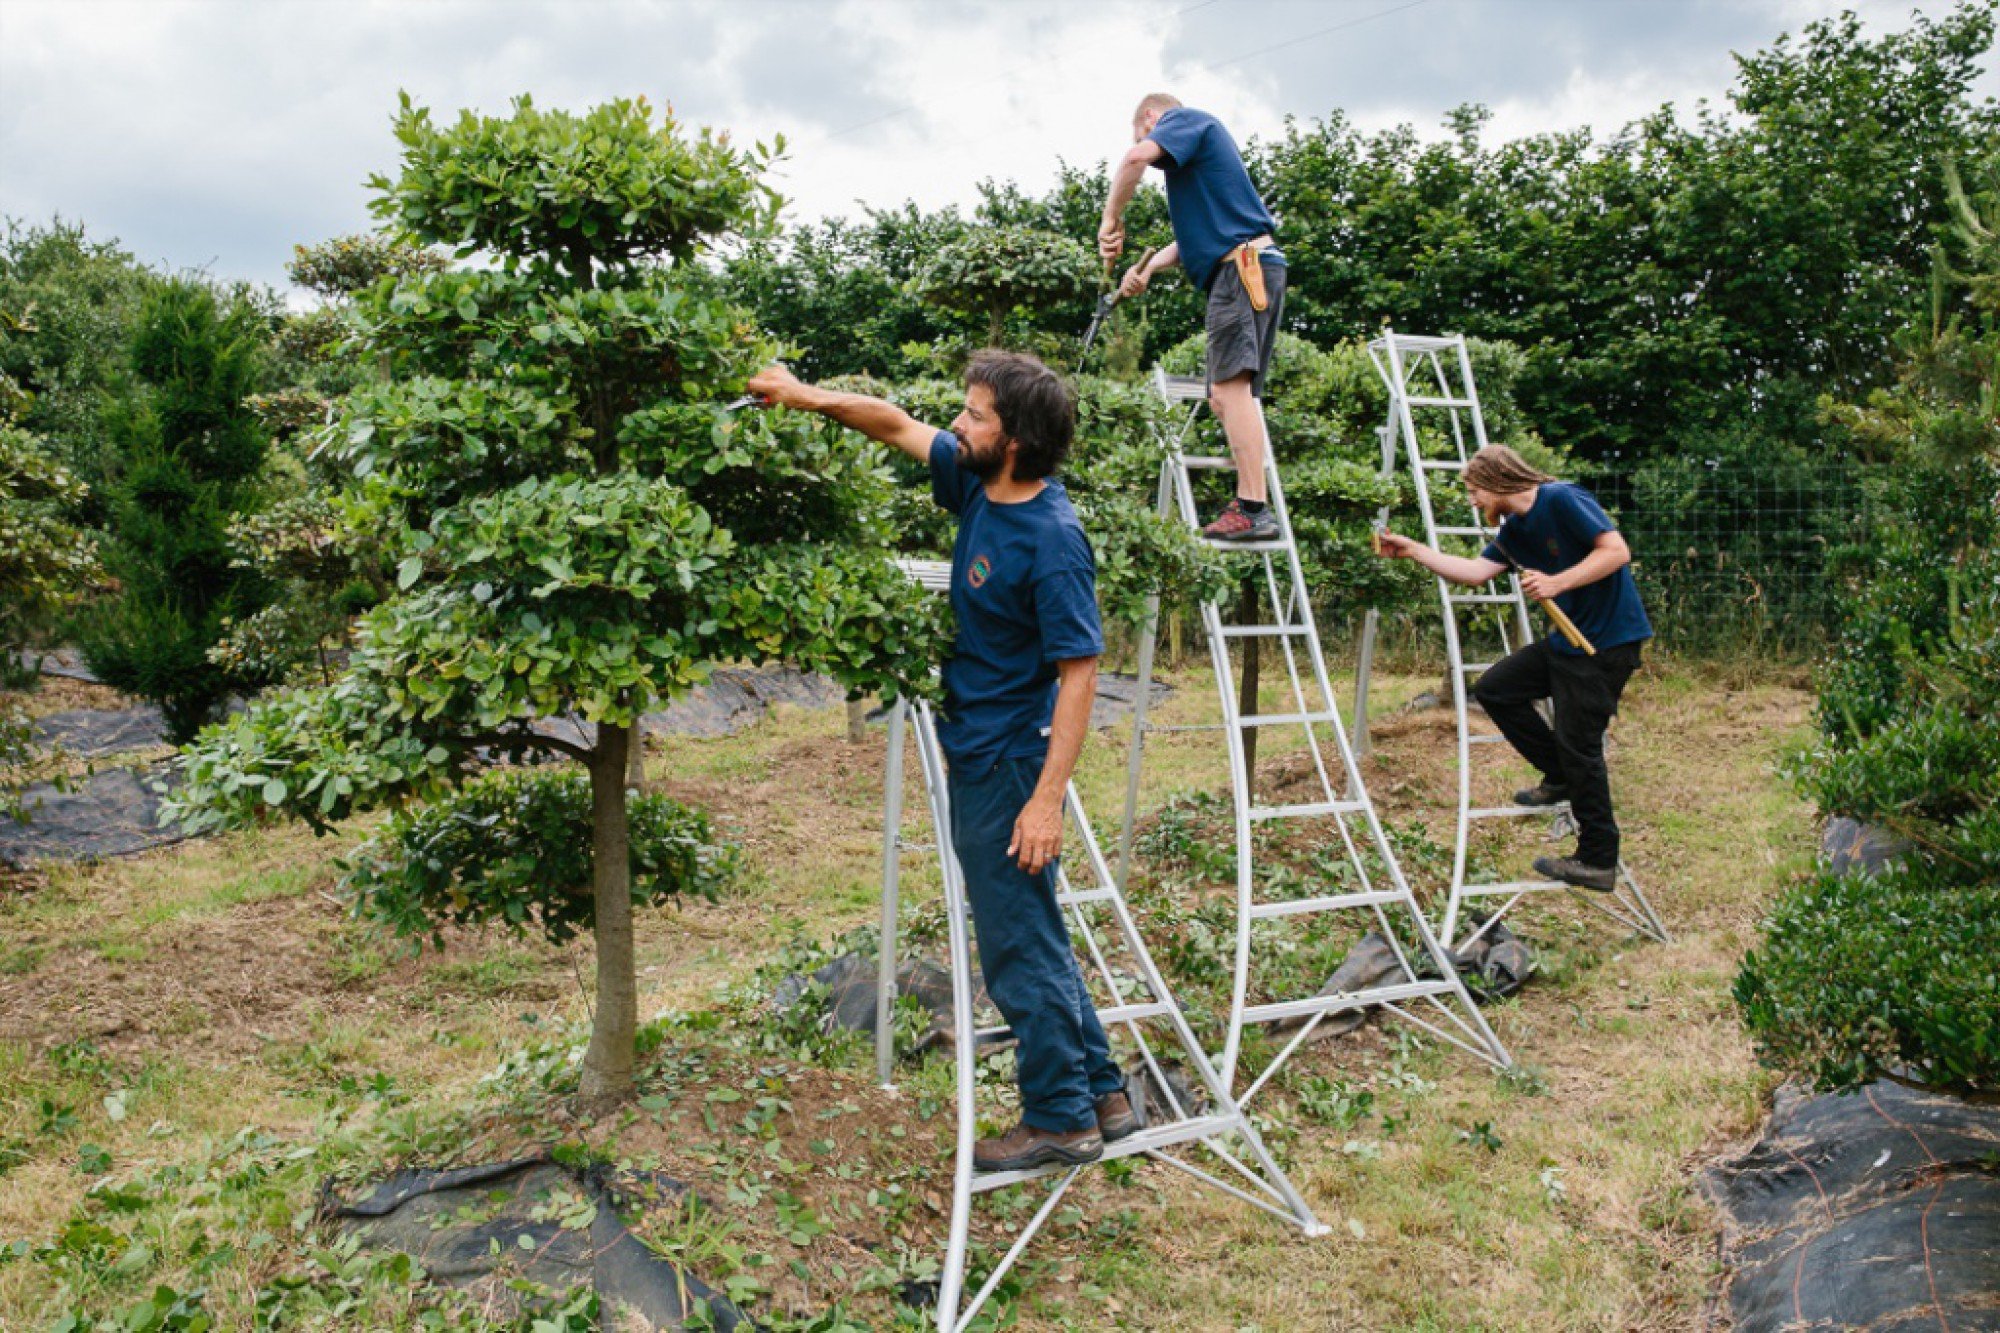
{"left": 1205, "top": 253, "right": 1287, "bottom": 397}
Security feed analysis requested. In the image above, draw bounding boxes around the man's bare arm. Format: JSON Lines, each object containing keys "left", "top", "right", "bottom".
{"left": 1098, "top": 139, "right": 1166, "bottom": 265}
{"left": 1376, "top": 532, "right": 1508, "bottom": 586}
{"left": 1119, "top": 241, "right": 1180, "bottom": 299}
{"left": 1008, "top": 655, "right": 1098, "bottom": 874}
{"left": 1520, "top": 530, "right": 1630, "bottom": 600}
{"left": 746, "top": 365, "right": 935, "bottom": 462}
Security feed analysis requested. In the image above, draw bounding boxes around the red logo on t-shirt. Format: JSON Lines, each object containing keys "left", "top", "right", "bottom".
{"left": 968, "top": 554, "right": 992, "bottom": 588}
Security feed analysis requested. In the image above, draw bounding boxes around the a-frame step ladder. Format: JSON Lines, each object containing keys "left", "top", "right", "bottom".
{"left": 875, "top": 560, "right": 1323, "bottom": 1333}
{"left": 1362, "top": 330, "right": 1669, "bottom": 951}
{"left": 1115, "top": 371, "right": 1509, "bottom": 1108}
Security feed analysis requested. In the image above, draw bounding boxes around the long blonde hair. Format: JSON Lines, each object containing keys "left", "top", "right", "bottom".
{"left": 1464, "top": 445, "right": 1554, "bottom": 495}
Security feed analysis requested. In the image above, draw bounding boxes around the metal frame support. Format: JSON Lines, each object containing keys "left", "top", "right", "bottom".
{"left": 1116, "top": 371, "right": 1511, "bottom": 1106}
{"left": 1355, "top": 330, "right": 1669, "bottom": 952}
{"left": 876, "top": 562, "right": 1324, "bottom": 1333}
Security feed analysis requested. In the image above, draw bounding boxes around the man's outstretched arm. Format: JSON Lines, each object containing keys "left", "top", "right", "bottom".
{"left": 1098, "top": 139, "right": 1165, "bottom": 266}
{"left": 747, "top": 364, "right": 936, "bottom": 462}
{"left": 1376, "top": 531, "right": 1508, "bottom": 586}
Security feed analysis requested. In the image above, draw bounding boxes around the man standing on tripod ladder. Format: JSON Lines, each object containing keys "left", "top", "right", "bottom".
{"left": 1098, "top": 92, "right": 1287, "bottom": 543}
{"left": 1376, "top": 445, "right": 1653, "bottom": 892}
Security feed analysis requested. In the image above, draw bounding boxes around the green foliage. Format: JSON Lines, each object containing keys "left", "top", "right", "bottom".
{"left": 342, "top": 767, "right": 738, "bottom": 947}
{"left": 368, "top": 93, "right": 782, "bottom": 275}
{"left": 1738, "top": 144, "right": 2000, "bottom": 1098}
{"left": 909, "top": 224, "right": 1098, "bottom": 347}
{"left": 0, "top": 403, "right": 97, "bottom": 663}
{"left": 287, "top": 232, "right": 446, "bottom": 299}
{"left": 0, "top": 219, "right": 164, "bottom": 517}
{"left": 1735, "top": 865, "right": 2000, "bottom": 1094}
{"left": 76, "top": 279, "right": 274, "bottom": 741}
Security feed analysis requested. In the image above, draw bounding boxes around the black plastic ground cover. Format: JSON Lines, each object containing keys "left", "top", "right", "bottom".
{"left": 1704, "top": 1080, "right": 2000, "bottom": 1332}
{"left": 325, "top": 1155, "right": 747, "bottom": 1330}
{"left": 0, "top": 764, "right": 185, "bottom": 867}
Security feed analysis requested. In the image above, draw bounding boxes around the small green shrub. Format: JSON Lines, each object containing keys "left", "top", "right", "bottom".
{"left": 1735, "top": 864, "right": 2000, "bottom": 1094}
{"left": 342, "top": 767, "right": 739, "bottom": 948}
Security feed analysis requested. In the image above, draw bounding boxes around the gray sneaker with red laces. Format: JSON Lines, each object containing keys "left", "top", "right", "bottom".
{"left": 1202, "top": 498, "right": 1280, "bottom": 543}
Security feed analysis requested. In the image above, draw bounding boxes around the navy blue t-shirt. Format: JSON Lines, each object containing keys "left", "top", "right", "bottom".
{"left": 1146, "top": 107, "right": 1287, "bottom": 292}
{"left": 1482, "top": 482, "right": 1653, "bottom": 656}
{"left": 929, "top": 433, "right": 1105, "bottom": 770}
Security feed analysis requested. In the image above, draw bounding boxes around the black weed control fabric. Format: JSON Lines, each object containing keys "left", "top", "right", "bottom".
{"left": 326, "top": 1156, "right": 747, "bottom": 1330}
{"left": 1704, "top": 1080, "right": 2000, "bottom": 1331}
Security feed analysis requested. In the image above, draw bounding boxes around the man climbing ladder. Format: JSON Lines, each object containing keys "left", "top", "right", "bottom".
{"left": 748, "top": 352, "right": 1138, "bottom": 1173}
{"left": 1376, "top": 445, "right": 1654, "bottom": 892}
{"left": 1098, "top": 92, "right": 1287, "bottom": 542}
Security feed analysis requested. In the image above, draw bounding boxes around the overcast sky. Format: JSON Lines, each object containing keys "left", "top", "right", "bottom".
{"left": 3, "top": 0, "right": 1992, "bottom": 298}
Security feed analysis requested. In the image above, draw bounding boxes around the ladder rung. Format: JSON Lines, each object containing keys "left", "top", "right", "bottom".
{"left": 1406, "top": 395, "right": 1476, "bottom": 409}
{"left": 1457, "top": 879, "right": 1571, "bottom": 896}
{"left": 1459, "top": 662, "right": 1495, "bottom": 673}
{"left": 1242, "top": 980, "right": 1460, "bottom": 1026}
{"left": 1094, "top": 1001, "right": 1173, "bottom": 1026}
{"left": 1180, "top": 455, "right": 1234, "bottom": 470}
{"left": 1217, "top": 624, "right": 1310, "bottom": 639}
{"left": 1202, "top": 538, "right": 1291, "bottom": 552}
{"left": 1468, "top": 733, "right": 1510, "bottom": 745}
{"left": 970, "top": 1113, "right": 1239, "bottom": 1191}
{"left": 1249, "top": 889, "right": 1405, "bottom": 920}
{"left": 1419, "top": 460, "right": 1466, "bottom": 471}
{"left": 1433, "top": 526, "right": 1494, "bottom": 538}
{"left": 1449, "top": 594, "right": 1518, "bottom": 604}
{"left": 1056, "top": 886, "right": 1120, "bottom": 907}
{"left": 1236, "top": 710, "right": 1341, "bottom": 729}
{"left": 1374, "top": 334, "right": 1461, "bottom": 353}
{"left": 1155, "top": 374, "right": 1209, "bottom": 402}
{"left": 1467, "top": 804, "right": 1568, "bottom": 819}
{"left": 1249, "top": 799, "right": 1366, "bottom": 822}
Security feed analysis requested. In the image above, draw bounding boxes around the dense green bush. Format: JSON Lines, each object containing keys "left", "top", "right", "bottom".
{"left": 76, "top": 279, "right": 276, "bottom": 741}
{"left": 342, "top": 767, "right": 738, "bottom": 948}
{"left": 1736, "top": 149, "right": 2000, "bottom": 1097}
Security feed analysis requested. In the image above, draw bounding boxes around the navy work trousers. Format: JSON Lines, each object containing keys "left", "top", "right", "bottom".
{"left": 947, "top": 754, "right": 1124, "bottom": 1133}
{"left": 1472, "top": 638, "right": 1643, "bottom": 867}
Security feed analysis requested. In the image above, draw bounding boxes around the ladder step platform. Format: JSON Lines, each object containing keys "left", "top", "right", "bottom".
{"left": 1406, "top": 395, "right": 1477, "bottom": 409}
{"left": 1249, "top": 798, "right": 1367, "bottom": 822}
{"left": 1055, "top": 886, "right": 1120, "bottom": 907}
{"left": 1218, "top": 624, "right": 1311, "bottom": 640}
{"left": 1237, "top": 709, "right": 1342, "bottom": 729}
{"left": 1204, "top": 539, "right": 1291, "bottom": 553}
{"left": 1242, "top": 979, "right": 1466, "bottom": 1026}
{"left": 1154, "top": 373, "right": 1210, "bottom": 402}
{"left": 1457, "top": 878, "right": 1572, "bottom": 897}
{"left": 1419, "top": 459, "right": 1466, "bottom": 472}
{"left": 1248, "top": 889, "right": 1406, "bottom": 920}
{"left": 1467, "top": 803, "right": 1570, "bottom": 820}
{"left": 1449, "top": 593, "right": 1518, "bottom": 604}
{"left": 969, "top": 1113, "right": 1241, "bottom": 1192}
{"left": 1434, "top": 525, "right": 1496, "bottom": 538}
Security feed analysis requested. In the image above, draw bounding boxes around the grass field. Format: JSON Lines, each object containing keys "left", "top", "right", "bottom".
{"left": 0, "top": 655, "right": 1816, "bottom": 1330}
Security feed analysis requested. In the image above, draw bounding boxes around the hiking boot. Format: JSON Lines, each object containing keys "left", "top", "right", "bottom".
{"left": 1095, "top": 1089, "right": 1142, "bottom": 1143}
{"left": 1534, "top": 854, "right": 1616, "bottom": 893}
{"left": 974, "top": 1121, "right": 1103, "bottom": 1173}
{"left": 1202, "top": 499, "right": 1280, "bottom": 543}
{"left": 1513, "top": 781, "right": 1571, "bottom": 808}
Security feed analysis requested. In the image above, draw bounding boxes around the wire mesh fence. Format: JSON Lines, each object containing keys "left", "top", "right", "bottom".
{"left": 1591, "top": 457, "right": 1881, "bottom": 655}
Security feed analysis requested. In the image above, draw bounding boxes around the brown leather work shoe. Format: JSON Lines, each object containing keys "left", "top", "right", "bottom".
{"left": 974, "top": 1121, "right": 1103, "bottom": 1173}
{"left": 1095, "top": 1090, "right": 1142, "bottom": 1143}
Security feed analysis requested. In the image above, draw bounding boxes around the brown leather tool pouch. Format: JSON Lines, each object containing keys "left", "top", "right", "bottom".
{"left": 1232, "top": 243, "right": 1269, "bottom": 312}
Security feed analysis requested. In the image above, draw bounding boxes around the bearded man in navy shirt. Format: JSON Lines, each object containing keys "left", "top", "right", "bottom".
{"left": 1098, "top": 92, "right": 1288, "bottom": 543}
{"left": 1376, "top": 445, "right": 1654, "bottom": 891}
{"left": 747, "top": 352, "right": 1136, "bottom": 1172}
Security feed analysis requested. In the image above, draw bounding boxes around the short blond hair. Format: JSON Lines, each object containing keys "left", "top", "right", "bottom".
{"left": 1133, "top": 93, "right": 1182, "bottom": 122}
{"left": 1463, "top": 445, "right": 1555, "bottom": 495}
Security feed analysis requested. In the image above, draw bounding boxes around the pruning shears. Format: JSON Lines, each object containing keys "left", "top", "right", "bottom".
{"left": 1077, "top": 246, "right": 1155, "bottom": 375}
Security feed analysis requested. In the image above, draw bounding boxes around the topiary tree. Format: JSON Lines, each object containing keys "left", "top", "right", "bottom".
{"left": 0, "top": 362, "right": 97, "bottom": 683}
{"left": 165, "top": 95, "right": 948, "bottom": 1104}
{"left": 911, "top": 225, "right": 1098, "bottom": 349}
{"left": 76, "top": 278, "right": 275, "bottom": 741}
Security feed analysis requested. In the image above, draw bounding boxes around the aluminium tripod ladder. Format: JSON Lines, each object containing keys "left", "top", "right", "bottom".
{"left": 875, "top": 560, "right": 1323, "bottom": 1333}
{"left": 1114, "top": 371, "right": 1510, "bottom": 1108}
{"left": 1361, "top": 330, "right": 1668, "bottom": 952}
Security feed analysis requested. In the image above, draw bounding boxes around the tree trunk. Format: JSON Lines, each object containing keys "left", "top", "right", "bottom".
{"left": 846, "top": 697, "right": 867, "bottom": 744}
{"left": 627, "top": 694, "right": 650, "bottom": 793}
{"left": 580, "top": 722, "right": 637, "bottom": 1106}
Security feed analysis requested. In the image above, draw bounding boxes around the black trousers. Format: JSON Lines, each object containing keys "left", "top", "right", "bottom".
{"left": 1471, "top": 638, "right": 1643, "bottom": 867}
